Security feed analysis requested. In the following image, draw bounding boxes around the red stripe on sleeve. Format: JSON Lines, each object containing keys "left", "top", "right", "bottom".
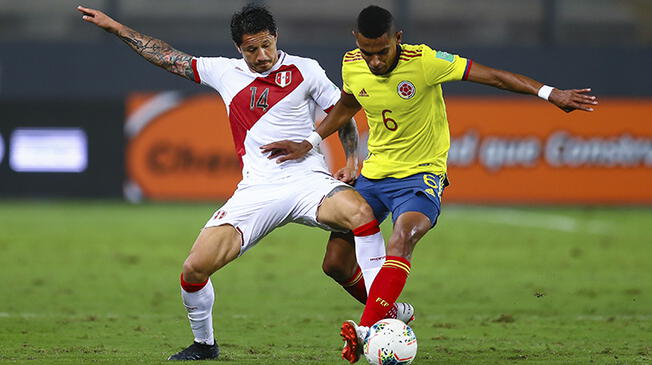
{"left": 462, "top": 59, "right": 473, "bottom": 81}
{"left": 191, "top": 58, "right": 201, "bottom": 84}
{"left": 324, "top": 105, "right": 335, "bottom": 113}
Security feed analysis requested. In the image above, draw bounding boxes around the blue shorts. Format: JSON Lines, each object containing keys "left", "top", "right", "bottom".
{"left": 354, "top": 172, "right": 448, "bottom": 227}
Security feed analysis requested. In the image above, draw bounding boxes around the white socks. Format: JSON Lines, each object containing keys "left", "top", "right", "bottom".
{"left": 353, "top": 231, "right": 386, "bottom": 294}
{"left": 181, "top": 279, "right": 215, "bottom": 345}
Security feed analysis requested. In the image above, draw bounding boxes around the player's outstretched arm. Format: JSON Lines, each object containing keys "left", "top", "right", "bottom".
{"left": 261, "top": 92, "right": 362, "bottom": 163}
{"left": 77, "top": 5, "right": 196, "bottom": 81}
{"left": 466, "top": 62, "right": 598, "bottom": 113}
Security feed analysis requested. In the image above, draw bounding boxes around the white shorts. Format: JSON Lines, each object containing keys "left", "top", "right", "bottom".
{"left": 204, "top": 171, "right": 349, "bottom": 255}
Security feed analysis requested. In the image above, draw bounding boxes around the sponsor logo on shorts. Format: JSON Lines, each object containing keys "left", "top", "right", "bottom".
{"left": 422, "top": 174, "right": 439, "bottom": 189}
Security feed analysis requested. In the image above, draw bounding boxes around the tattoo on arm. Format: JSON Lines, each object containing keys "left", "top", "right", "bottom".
{"left": 338, "top": 119, "right": 359, "bottom": 161}
{"left": 117, "top": 27, "right": 195, "bottom": 81}
{"left": 325, "top": 185, "right": 353, "bottom": 198}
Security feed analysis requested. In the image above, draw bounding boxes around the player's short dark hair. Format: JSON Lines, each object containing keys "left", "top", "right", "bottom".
{"left": 230, "top": 4, "right": 277, "bottom": 46}
{"left": 356, "top": 5, "right": 394, "bottom": 38}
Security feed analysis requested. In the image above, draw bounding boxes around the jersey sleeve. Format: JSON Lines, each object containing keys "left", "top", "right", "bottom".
{"left": 192, "top": 57, "right": 231, "bottom": 92}
{"left": 307, "top": 59, "right": 341, "bottom": 111}
{"left": 420, "top": 45, "right": 472, "bottom": 86}
{"left": 341, "top": 55, "right": 354, "bottom": 95}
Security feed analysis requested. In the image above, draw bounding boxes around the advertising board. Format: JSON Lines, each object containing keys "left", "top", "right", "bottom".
{"left": 125, "top": 93, "right": 652, "bottom": 204}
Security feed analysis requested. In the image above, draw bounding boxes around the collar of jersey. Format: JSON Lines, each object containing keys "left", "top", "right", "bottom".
{"left": 247, "top": 51, "right": 287, "bottom": 76}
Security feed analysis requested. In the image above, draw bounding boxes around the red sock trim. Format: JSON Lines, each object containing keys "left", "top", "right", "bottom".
{"left": 386, "top": 255, "right": 410, "bottom": 266}
{"left": 352, "top": 219, "right": 380, "bottom": 236}
{"left": 339, "top": 266, "right": 367, "bottom": 305}
{"left": 341, "top": 266, "right": 363, "bottom": 287}
{"left": 383, "top": 255, "right": 411, "bottom": 275}
{"left": 180, "top": 273, "right": 208, "bottom": 293}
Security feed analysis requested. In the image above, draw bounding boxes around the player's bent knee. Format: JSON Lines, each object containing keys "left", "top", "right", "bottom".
{"left": 397, "top": 228, "right": 426, "bottom": 246}
{"left": 182, "top": 258, "right": 213, "bottom": 283}
{"left": 185, "top": 225, "right": 242, "bottom": 277}
{"left": 358, "top": 202, "right": 375, "bottom": 222}
{"left": 387, "top": 228, "right": 426, "bottom": 258}
{"left": 348, "top": 201, "right": 376, "bottom": 229}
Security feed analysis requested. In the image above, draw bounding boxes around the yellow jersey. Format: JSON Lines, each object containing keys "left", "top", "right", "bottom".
{"left": 342, "top": 44, "right": 470, "bottom": 179}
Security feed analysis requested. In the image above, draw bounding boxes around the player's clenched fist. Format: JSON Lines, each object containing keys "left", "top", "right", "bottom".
{"left": 334, "top": 166, "right": 357, "bottom": 184}
{"left": 77, "top": 5, "right": 120, "bottom": 33}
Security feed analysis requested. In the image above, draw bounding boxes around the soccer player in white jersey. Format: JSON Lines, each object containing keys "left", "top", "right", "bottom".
{"left": 78, "top": 4, "right": 414, "bottom": 361}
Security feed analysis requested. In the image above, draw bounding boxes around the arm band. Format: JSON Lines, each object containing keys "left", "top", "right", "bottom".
{"left": 537, "top": 85, "right": 554, "bottom": 101}
{"left": 306, "top": 131, "right": 323, "bottom": 148}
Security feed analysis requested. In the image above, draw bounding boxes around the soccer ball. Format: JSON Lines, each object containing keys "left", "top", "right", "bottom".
{"left": 363, "top": 318, "right": 417, "bottom": 365}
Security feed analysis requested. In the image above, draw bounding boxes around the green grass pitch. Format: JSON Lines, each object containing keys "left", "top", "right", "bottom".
{"left": 0, "top": 201, "right": 650, "bottom": 364}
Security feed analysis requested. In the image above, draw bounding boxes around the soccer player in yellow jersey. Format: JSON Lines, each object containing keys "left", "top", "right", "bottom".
{"left": 263, "top": 5, "right": 598, "bottom": 363}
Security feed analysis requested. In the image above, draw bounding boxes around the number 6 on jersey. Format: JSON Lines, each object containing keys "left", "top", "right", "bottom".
{"left": 382, "top": 109, "right": 398, "bottom": 131}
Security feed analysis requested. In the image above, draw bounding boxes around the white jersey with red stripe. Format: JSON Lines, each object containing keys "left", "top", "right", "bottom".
{"left": 192, "top": 51, "right": 340, "bottom": 183}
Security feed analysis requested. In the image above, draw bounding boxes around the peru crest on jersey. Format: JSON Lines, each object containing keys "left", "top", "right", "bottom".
{"left": 275, "top": 71, "right": 292, "bottom": 88}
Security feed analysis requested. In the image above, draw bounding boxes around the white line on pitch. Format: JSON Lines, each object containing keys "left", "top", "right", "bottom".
{"left": 443, "top": 207, "right": 610, "bottom": 234}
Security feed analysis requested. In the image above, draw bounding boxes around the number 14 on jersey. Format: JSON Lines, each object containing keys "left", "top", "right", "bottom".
{"left": 250, "top": 87, "right": 269, "bottom": 111}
